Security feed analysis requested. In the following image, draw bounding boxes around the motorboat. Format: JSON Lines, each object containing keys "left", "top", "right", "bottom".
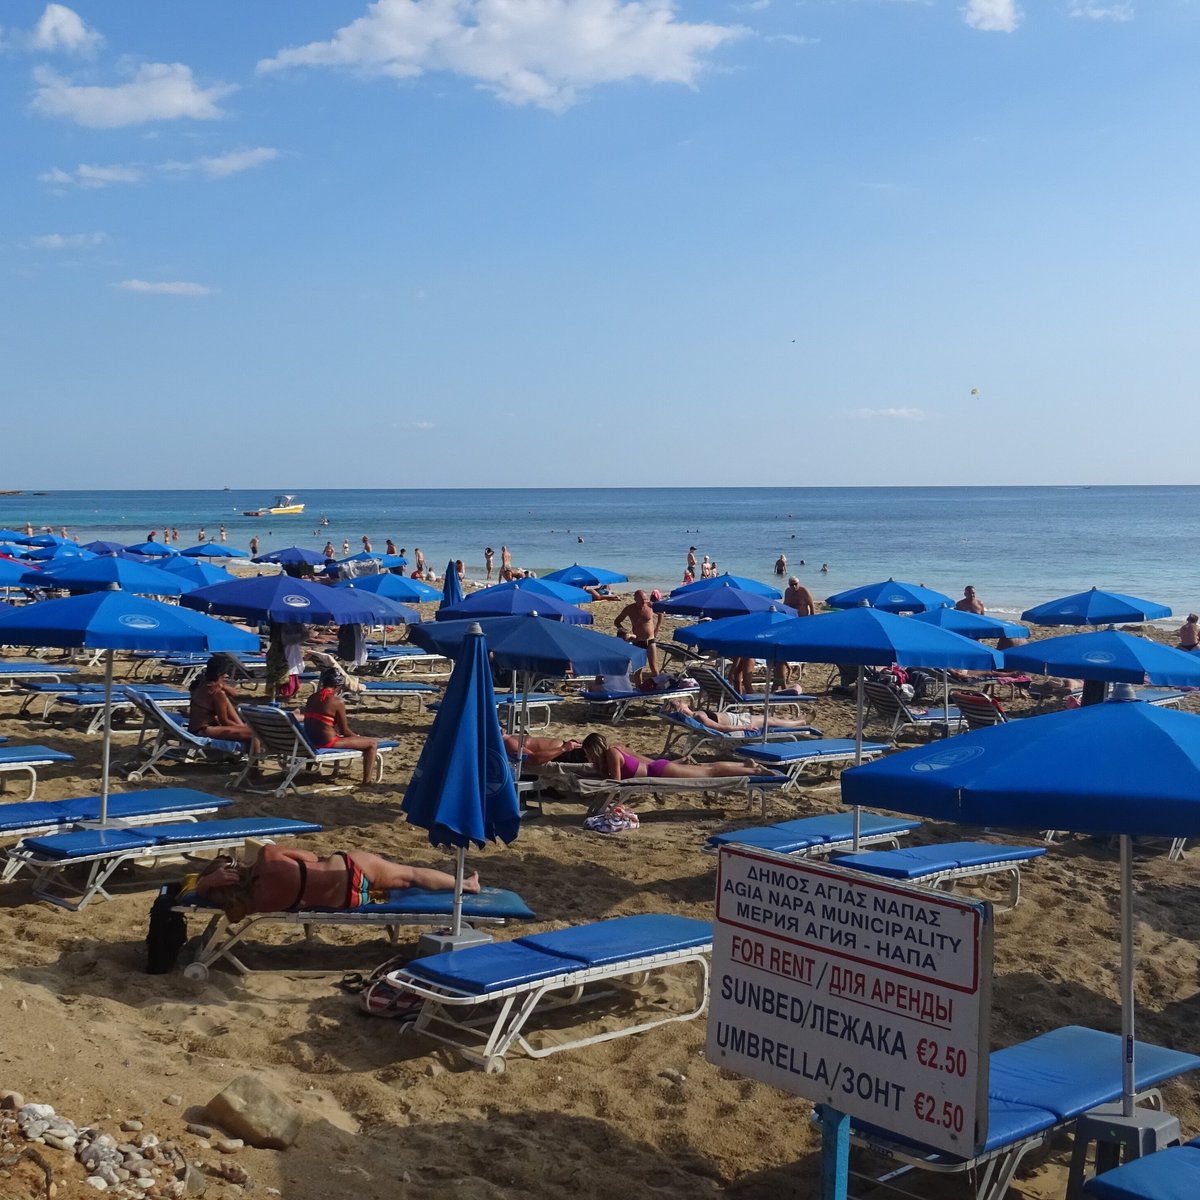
{"left": 243, "top": 494, "right": 305, "bottom": 517}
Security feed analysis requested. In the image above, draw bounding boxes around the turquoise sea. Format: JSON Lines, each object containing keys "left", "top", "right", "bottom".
{"left": 3, "top": 486, "right": 1193, "bottom": 622}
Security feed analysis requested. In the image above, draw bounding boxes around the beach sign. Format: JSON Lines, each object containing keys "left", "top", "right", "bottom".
{"left": 707, "top": 846, "right": 992, "bottom": 1171}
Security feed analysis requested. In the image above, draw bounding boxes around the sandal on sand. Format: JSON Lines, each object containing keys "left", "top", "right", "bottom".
{"left": 336, "top": 972, "right": 366, "bottom": 994}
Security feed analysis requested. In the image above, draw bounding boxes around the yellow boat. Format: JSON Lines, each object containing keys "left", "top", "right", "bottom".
{"left": 244, "top": 494, "right": 305, "bottom": 517}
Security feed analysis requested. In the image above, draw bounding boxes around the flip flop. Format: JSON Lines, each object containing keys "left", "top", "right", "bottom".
{"left": 336, "top": 971, "right": 365, "bottom": 994}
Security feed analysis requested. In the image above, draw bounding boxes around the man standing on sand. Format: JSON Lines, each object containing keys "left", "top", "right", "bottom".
{"left": 956, "top": 586, "right": 985, "bottom": 614}
{"left": 783, "top": 576, "right": 816, "bottom": 617}
{"left": 614, "top": 589, "right": 662, "bottom": 674}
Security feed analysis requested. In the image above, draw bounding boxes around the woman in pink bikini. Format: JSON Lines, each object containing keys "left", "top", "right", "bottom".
{"left": 302, "top": 668, "right": 380, "bottom": 785}
{"left": 581, "top": 733, "right": 758, "bottom": 781}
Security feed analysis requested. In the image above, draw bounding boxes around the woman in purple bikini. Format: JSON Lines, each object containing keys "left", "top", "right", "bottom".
{"left": 581, "top": 733, "right": 758, "bottom": 781}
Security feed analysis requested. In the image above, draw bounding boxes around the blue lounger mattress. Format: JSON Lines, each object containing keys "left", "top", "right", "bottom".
{"left": 406, "top": 913, "right": 712, "bottom": 995}
{"left": 1085, "top": 1138, "right": 1200, "bottom": 1200}
{"left": 832, "top": 841, "right": 1046, "bottom": 879}
{"left": 22, "top": 682, "right": 186, "bottom": 697}
{"left": 360, "top": 681, "right": 439, "bottom": 693}
{"left": 705, "top": 813, "right": 921, "bottom": 855}
{"left": 0, "top": 788, "right": 231, "bottom": 834}
{"left": 0, "top": 662, "right": 78, "bottom": 676}
{"left": 0, "top": 745, "right": 75, "bottom": 766}
{"left": 179, "top": 884, "right": 535, "bottom": 920}
{"left": 740, "top": 739, "right": 889, "bottom": 762}
{"left": 315, "top": 739, "right": 398, "bottom": 756}
{"left": 19, "top": 817, "right": 322, "bottom": 860}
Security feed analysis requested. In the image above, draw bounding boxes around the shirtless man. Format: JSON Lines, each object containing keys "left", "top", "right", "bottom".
{"left": 783, "top": 576, "right": 816, "bottom": 616}
{"left": 956, "top": 586, "right": 985, "bottom": 614}
{"left": 414, "top": 547, "right": 426, "bottom": 576}
{"left": 500, "top": 545, "right": 512, "bottom": 574}
{"left": 249, "top": 535, "right": 260, "bottom": 557}
{"left": 687, "top": 546, "right": 697, "bottom": 575}
{"left": 614, "top": 589, "right": 662, "bottom": 673}
{"left": 194, "top": 844, "right": 476, "bottom": 920}
{"left": 502, "top": 732, "right": 586, "bottom": 766}
{"left": 485, "top": 547, "right": 495, "bottom": 581}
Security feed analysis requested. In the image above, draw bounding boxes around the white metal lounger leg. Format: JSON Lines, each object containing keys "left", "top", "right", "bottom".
{"left": 1, "top": 765, "right": 40, "bottom": 802}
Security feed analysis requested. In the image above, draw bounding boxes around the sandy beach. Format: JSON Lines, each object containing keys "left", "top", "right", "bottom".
{"left": 2, "top": 604, "right": 1200, "bottom": 1200}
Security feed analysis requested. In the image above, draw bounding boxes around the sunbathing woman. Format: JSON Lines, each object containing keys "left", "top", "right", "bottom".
{"left": 194, "top": 844, "right": 477, "bottom": 920}
{"left": 667, "top": 699, "right": 815, "bottom": 732}
{"left": 188, "top": 655, "right": 258, "bottom": 750}
{"left": 302, "top": 668, "right": 380, "bottom": 785}
{"left": 501, "top": 733, "right": 587, "bottom": 766}
{"left": 581, "top": 732, "right": 759, "bottom": 780}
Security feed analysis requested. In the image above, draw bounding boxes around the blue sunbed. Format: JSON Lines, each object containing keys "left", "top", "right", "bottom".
{"left": 703, "top": 812, "right": 921, "bottom": 856}
{"left": 0, "top": 743, "right": 76, "bottom": 800}
{"left": 386, "top": 913, "right": 713, "bottom": 1071}
{"left": 738, "top": 738, "right": 890, "bottom": 790}
{"left": 0, "top": 787, "right": 231, "bottom": 839}
{"left": 1085, "top": 1137, "right": 1200, "bottom": 1199}
{"left": 659, "top": 709, "right": 824, "bottom": 757}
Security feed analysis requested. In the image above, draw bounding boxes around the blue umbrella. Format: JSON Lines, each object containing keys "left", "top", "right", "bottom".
{"left": 335, "top": 573, "right": 442, "bottom": 603}
{"left": 483, "top": 578, "right": 592, "bottom": 605}
{"left": 670, "top": 572, "right": 782, "bottom": 600}
{"left": 0, "top": 543, "right": 29, "bottom": 558}
{"left": 81, "top": 540, "right": 128, "bottom": 555}
{"left": 401, "top": 623, "right": 521, "bottom": 936}
{"left": 158, "top": 559, "right": 234, "bottom": 587}
{"left": 0, "top": 558, "right": 38, "bottom": 586}
{"left": 442, "top": 560, "right": 464, "bottom": 608}
{"left": 32, "top": 557, "right": 186, "bottom": 597}
{"left": 0, "top": 529, "right": 29, "bottom": 542}
{"left": 24, "top": 534, "right": 73, "bottom": 548}
{"left": 542, "top": 563, "right": 628, "bottom": 588}
{"left": 841, "top": 703, "right": 1200, "bottom": 1116}
{"left": 253, "top": 546, "right": 327, "bottom": 566}
{"left": 825, "top": 578, "right": 953, "bottom": 614}
{"left": 179, "top": 544, "right": 249, "bottom": 559}
{"left": 23, "top": 546, "right": 94, "bottom": 563}
{"left": 1004, "top": 630, "right": 1200, "bottom": 687}
{"left": 340, "top": 551, "right": 408, "bottom": 568}
{"left": 1021, "top": 587, "right": 1171, "bottom": 626}
{"left": 674, "top": 607, "right": 800, "bottom": 649}
{"left": 182, "top": 576, "right": 417, "bottom": 625}
{"left": 127, "top": 541, "right": 177, "bottom": 558}
{"left": 0, "top": 591, "right": 256, "bottom": 821}
{"left": 909, "top": 608, "right": 1029, "bottom": 641}
{"left": 438, "top": 583, "right": 591, "bottom": 625}
{"left": 654, "top": 581, "right": 779, "bottom": 619}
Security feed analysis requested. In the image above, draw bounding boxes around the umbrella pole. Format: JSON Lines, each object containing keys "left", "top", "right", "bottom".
{"left": 852, "top": 666, "right": 864, "bottom": 850}
{"left": 100, "top": 648, "right": 114, "bottom": 825}
{"left": 452, "top": 846, "right": 466, "bottom": 937}
{"left": 508, "top": 669, "right": 518, "bottom": 735}
{"left": 943, "top": 671, "right": 951, "bottom": 740}
{"left": 1120, "top": 834, "right": 1135, "bottom": 1117}
{"left": 760, "top": 657, "right": 772, "bottom": 745}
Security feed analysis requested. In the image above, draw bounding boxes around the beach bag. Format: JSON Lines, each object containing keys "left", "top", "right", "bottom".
{"left": 145, "top": 882, "right": 187, "bottom": 974}
{"left": 584, "top": 805, "right": 640, "bottom": 834}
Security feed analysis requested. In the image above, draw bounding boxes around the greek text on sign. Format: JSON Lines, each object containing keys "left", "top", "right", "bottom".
{"left": 707, "top": 846, "right": 992, "bottom": 1156}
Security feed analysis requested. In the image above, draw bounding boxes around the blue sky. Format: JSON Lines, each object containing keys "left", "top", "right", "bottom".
{"left": 4, "top": 0, "right": 1198, "bottom": 488}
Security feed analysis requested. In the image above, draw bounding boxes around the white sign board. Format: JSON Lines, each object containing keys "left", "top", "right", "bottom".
{"left": 707, "top": 846, "right": 992, "bottom": 1155}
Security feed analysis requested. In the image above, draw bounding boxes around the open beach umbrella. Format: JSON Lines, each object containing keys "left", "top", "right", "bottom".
{"left": 127, "top": 541, "right": 177, "bottom": 558}
{"left": 401, "top": 624, "right": 521, "bottom": 937}
{"left": 483, "top": 578, "right": 592, "bottom": 605}
{"left": 335, "top": 573, "right": 441, "bottom": 604}
{"left": 81, "top": 540, "right": 128, "bottom": 556}
{"left": 31, "top": 557, "right": 186, "bottom": 597}
{"left": 442, "top": 560, "right": 464, "bottom": 608}
{"left": 179, "top": 544, "right": 249, "bottom": 559}
{"left": 825, "top": 578, "right": 953, "bottom": 614}
{"left": 671, "top": 573, "right": 782, "bottom": 600}
{"left": 24, "top": 534, "right": 74, "bottom": 548}
{"left": 23, "top": 545, "right": 94, "bottom": 563}
{"left": 340, "top": 551, "right": 408, "bottom": 568}
{"left": 654, "top": 581, "right": 779, "bottom": 619}
{"left": 908, "top": 608, "right": 1029, "bottom": 641}
{"left": 158, "top": 558, "right": 234, "bottom": 587}
{"left": 542, "top": 563, "right": 628, "bottom": 588}
{"left": 0, "top": 591, "right": 256, "bottom": 822}
{"left": 841, "top": 702, "right": 1200, "bottom": 1117}
{"left": 253, "top": 546, "right": 327, "bottom": 566}
{"left": 183, "top": 576, "right": 417, "bottom": 625}
{"left": 0, "top": 558, "right": 37, "bottom": 586}
{"left": 0, "top": 543, "right": 29, "bottom": 558}
{"left": 437, "top": 584, "right": 591, "bottom": 625}
{"left": 1022, "top": 587, "right": 1171, "bottom": 627}
{"left": 0, "top": 530, "right": 29, "bottom": 543}
{"left": 1003, "top": 630, "right": 1200, "bottom": 687}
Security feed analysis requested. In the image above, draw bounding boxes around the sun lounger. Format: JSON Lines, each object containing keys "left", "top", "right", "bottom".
{"left": 19, "top": 682, "right": 190, "bottom": 733}
{"left": 348, "top": 679, "right": 440, "bottom": 714}
{"left": 830, "top": 839, "right": 1046, "bottom": 909}
{"left": 738, "top": 738, "right": 889, "bottom": 790}
{"left": 0, "top": 660, "right": 79, "bottom": 687}
{"left": 581, "top": 684, "right": 701, "bottom": 723}
{"left": 1083, "top": 1136, "right": 1200, "bottom": 1199}
{"left": 3, "top": 816, "right": 322, "bottom": 911}
{"left": 120, "top": 688, "right": 248, "bottom": 782}
{"left": 385, "top": 913, "right": 712, "bottom": 1072}
{"left": 688, "top": 664, "right": 815, "bottom": 717}
{"left": 863, "top": 677, "right": 965, "bottom": 739}
{"left": 174, "top": 885, "right": 536, "bottom": 979}
{"left": 234, "top": 705, "right": 398, "bottom": 795}
{"left": 850, "top": 1026, "right": 1200, "bottom": 1200}
{"left": 658, "top": 710, "right": 824, "bottom": 758}
{"left": 0, "top": 744, "right": 76, "bottom": 800}
{"left": 0, "top": 788, "right": 230, "bottom": 842}
{"left": 703, "top": 812, "right": 921, "bottom": 856}
{"left": 365, "top": 647, "right": 450, "bottom": 677}
{"left": 431, "top": 691, "right": 565, "bottom": 730}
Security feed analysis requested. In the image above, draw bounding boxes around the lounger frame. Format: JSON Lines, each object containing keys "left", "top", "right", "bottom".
{"left": 0, "top": 748, "right": 74, "bottom": 801}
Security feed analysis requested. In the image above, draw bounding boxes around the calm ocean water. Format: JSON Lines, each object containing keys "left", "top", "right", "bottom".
{"left": 3, "top": 486, "right": 1193, "bottom": 622}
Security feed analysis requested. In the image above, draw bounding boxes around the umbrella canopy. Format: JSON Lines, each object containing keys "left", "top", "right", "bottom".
{"left": 909, "top": 608, "right": 1030, "bottom": 641}
{"left": 401, "top": 624, "right": 521, "bottom": 935}
{"left": 841, "top": 703, "right": 1200, "bottom": 1115}
{"left": 1003, "top": 629, "right": 1200, "bottom": 686}
{"left": 482, "top": 578, "right": 592, "bottom": 605}
{"left": 0, "top": 558, "right": 37, "bottom": 585}
{"left": 411, "top": 614, "right": 646, "bottom": 676}
{"left": 335, "top": 573, "right": 442, "bottom": 603}
{"left": 670, "top": 572, "right": 782, "bottom": 600}
{"left": 24, "top": 534, "right": 74, "bottom": 548}
{"left": 437, "top": 584, "right": 591, "bottom": 625}
{"left": 0, "top": 543, "right": 29, "bottom": 558}
{"left": 0, "top": 529, "right": 30, "bottom": 542}
{"left": 127, "top": 541, "right": 177, "bottom": 557}
{"left": 654, "top": 581, "right": 780, "bottom": 619}
{"left": 253, "top": 546, "right": 327, "bottom": 566}
{"left": 1021, "top": 587, "right": 1171, "bottom": 626}
{"left": 340, "top": 550, "right": 408, "bottom": 568}
{"left": 825, "top": 578, "right": 953, "bottom": 614}
{"left": 0, "top": 591, "right": 257, "bottom": 822}
{"left": 157, "top": 558, "right": 234, "bottom": 587}
{"left": 674, "top": 607, "right": 800, "bottom": 651}
{"left": 179, "top": 544, "right": 249, "bottom": 559}
{"left": 23, "top": 546, "right": 94, "bottom": 563}
{"left": 183, "top": 576, "right": 416, "bottom": 625}
{"left": 81, "top": 540, "right": 128, "bottom": 555}
{"left": 31, "top": 557, "right": 186, "bottom": 597}
{"left": 442, "top": 560, "right": 464, "bottom": 608}
{"left": 542, "top": 563, "right": 628, "bottom": 587}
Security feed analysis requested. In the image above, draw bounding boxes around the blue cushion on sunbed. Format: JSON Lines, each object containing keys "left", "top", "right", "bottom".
{"left": 312, "top": 885, "right": 534, "bottom": 919}
{"left": 582, "top": 686, "right": 696, "bottom": 701}
{"left": 1084, "top": 1144, "right": 1200, "bottom": 1199}
{"left": 0, "top": 788, "right": 229, "bottom": 834}
{"left": 0, "top": 745, "right": 75, "bottom": 765}
{"left": 360, "top": 681, "right": 438, "bottom": 693}
{"left": 315, "top": 739, "right": 398, "bottom": 755}
{"left": 833, "top": 841, "right": 1046, "bottom": 879}
{"left": 405, "top": 943, "right": 578, "bottom": 993}
{"left": 0, "top": 663, "right": 77, "bottom": 675}
{"left": 740, "top": 739, "right": 889, "bottom": 762}
{"left": 20, "top": 817, "right": 322, "bottom": 860}
{"left": 517, "top": 914, "right": 712, "bottom": 967}
{"left": 706, "top": 814, "right": 921, "bottom": 854}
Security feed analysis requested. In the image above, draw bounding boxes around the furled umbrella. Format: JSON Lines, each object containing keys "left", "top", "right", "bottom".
{"left": 442, "top": 560, "right": 464, "bottom": 609}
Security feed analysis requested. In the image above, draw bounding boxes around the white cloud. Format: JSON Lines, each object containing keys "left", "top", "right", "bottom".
{"left": 961, "top": 0, "right": 1022, "bottom": 32}
{"left": 161, "top": 147, "right": 280, "bottom": 179}
{"left": 30, "top": 4, "right": 103, "bottom": 55}
{"left": 400, "top": 420, "right": 436, "bottom": 430}
{"left": 1068, "top": 1, "right": 1133, "bottom": 20}
{"left": 258, "top": 0, "right": 746, "bottom": 112}
{"left": 765, "top": 33, "right": 818, "bottom": 46}
{"left": 39, "top": 162, "right": 144, "bottom": 188}
{"left": 31, "top": 232, "right": 108, "bottom": 249}
{"left": 851, "top": 407, "right": 928, "bottom": 422}
{"left": 116, "top": 280, "right": 216, "bottom": 296}
{"left": 31, "top": 61, "right": 235, "bottom": 127}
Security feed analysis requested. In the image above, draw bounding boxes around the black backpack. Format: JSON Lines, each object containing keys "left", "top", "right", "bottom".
{"left": 145, "top": 882, "right": 187, "bottom": 974}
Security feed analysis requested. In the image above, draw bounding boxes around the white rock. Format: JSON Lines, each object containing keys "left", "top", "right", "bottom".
{"left": 85, "top": 1177, "right": 109, "bottom": 1192}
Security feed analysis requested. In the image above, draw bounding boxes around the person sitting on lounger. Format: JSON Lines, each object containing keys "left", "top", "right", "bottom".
{"left": 502, "top": 733, "right": 587, "bottom": 766}
{"left": 189, "top": 655, "right": 258, "bottom": 750}
{"left": 666, "top": 699, "right": 815, "bottom": 732}
{"left": 302, "top": 668, "right": 380, "bottom": 784}
{"left": 581, "top": 733, "right": 758, "bottom": 780}
{"left": 194, "top": 844, "right": 476, "bottom": 920}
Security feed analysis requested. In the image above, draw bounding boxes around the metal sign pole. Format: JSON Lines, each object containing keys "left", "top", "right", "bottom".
{"left": 819, "top": 1106, "right": 850, "bottom": 1200}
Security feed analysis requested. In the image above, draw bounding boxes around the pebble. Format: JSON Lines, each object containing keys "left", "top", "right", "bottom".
{"left": 165, "top": 1095, "right": 184, "bottom": 1107}
{"left": 86, "top": 1178, "right": 109, "bottom": 1192}
{"left": 0, "top": 1091, "right": 23, "bottom": 1110}
{"left": 214, "top": 1139, "right": 243, "bottom": 1154}
{"left": 44, "top": 1133, "right": 77, "bottom": 1151}
{"left": 659, "top": 1068, "right": 687, "bottom": 1085}
{"left": 185, "top": 1125, "right": 214, "bottom": 1139}
{"left": 122, "top": 1120, "right": 145, "bottom": 1132}
{"left": 140, "top": 1133, "right": 160, "bottom": 1150}
{"left": 180, "top": 1163, "right": 207, "bottom": 1196}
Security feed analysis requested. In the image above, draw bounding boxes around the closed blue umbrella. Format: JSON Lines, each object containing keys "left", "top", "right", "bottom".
{"left": 654, "top": 581, "right": 779, "bottom": 619}
{"left": 401, "top": 623, "right": 521, "bottom": 936}
{"left": 182, "top": 576, "right": 416, "bottom": 625}
{"left": 0, "top": 591, "right": 256, "bottom": 821}
{"left": 670, "top": 572, "right": 782, "bottom": 600}
{"left": 438, "top": 583, "right": 591, "bottom": 625}
{"left": 179, "top": 544, "right": 249, "bottom": 559}
{"left": 442, "top": 560, "right": 464, "bottom": 608}
{"left": 841, "top": 703, "right": 1200, "bottom": 1116}
{"left": 32, "top": 557, "right": 186, "bottom": 597}
{"left": 825, "top": 578, "right": 953, "bottom": 614}
{"left": 542, "top": 563, "right": 628, "bottom": 587}
{"left": 1004, "top": 629, "right": 1200, "bottom": 687}
{"left": 336, "top": 573, "right": 441, "bottom": 603}
{"left": 909, "top": 608, "right": 1029, "bottom": 640}
{"left": 1021, "top": 587, "right": 1171, "bottom": 626}
{"left": 253, "top": 546, "right": 327, "bottom": 566}
{"left": 127, "top": 541, "right": 177, "bottom": 558}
